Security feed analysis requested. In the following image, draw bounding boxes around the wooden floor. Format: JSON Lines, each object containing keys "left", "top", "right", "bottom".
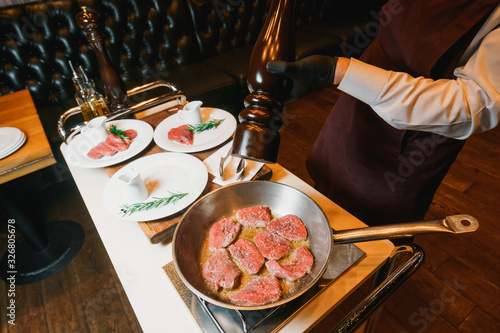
{"left": 1, "top": 86, "right": 499, "bottom": 332}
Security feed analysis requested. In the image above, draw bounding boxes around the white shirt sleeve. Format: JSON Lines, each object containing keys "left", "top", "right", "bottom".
{"left": 337, "top": 27, "right": 500, "bottom": 140}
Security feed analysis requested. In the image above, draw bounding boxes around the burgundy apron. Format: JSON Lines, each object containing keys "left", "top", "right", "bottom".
{"left": 306, "top": 0, "right": 498, "bottom": 226}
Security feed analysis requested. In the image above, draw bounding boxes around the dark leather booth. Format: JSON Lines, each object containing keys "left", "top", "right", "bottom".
{"left": 0, "top": 0, "right": 384, "bottom": 147}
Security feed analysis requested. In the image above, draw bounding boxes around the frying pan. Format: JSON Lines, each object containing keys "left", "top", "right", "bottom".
{"left": 172, "top": 181, "right": 478, "bottom": 310}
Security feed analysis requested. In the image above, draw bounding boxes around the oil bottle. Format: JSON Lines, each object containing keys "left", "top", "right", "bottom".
{"left": 78, "top": 66, "right": 110, "bottom": 117}
{"left": 69, "top": 61, "right": 95, "bottom": 122}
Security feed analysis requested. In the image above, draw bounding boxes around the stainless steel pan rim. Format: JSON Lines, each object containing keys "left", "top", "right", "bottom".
{"left": 172, "top": 180, "right": 334, "bottom": 310}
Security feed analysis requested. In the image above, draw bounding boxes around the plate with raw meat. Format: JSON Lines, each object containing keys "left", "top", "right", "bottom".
{"left": 153, "top": 107, "right": 237, "bottom": 153}
{"left": 64, "top": 119, "right": 154, "bottom": 168}
{"left": 102, "top": 152, "right": 208, "bottom": 221}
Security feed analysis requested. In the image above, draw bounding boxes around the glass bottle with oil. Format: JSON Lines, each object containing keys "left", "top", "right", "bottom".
{"left": 79, "top": 66, "right": 110, "bottom": 117}
{"left": 69, "top": 61, "right": 95, "bottom": 122}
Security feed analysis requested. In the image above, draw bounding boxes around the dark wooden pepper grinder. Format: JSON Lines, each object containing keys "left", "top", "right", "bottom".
{"left": 76, "top": 6, "right": 128, "bottom": 110}
{"left": 231, "top": 0, "right": 295, "bottom": 163}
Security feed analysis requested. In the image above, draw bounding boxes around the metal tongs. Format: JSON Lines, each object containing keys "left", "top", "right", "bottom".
{"left": 235, "top": 158, "right": 245, "bottom": 180}
{"left": 219, "top": 150, "right": 245, "bottom": 180}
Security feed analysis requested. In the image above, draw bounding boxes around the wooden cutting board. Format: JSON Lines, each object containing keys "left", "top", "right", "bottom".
{"left": 0, "top": 90, "right": 56, "bottom": 184}
{"left": 104, "top": 106, "right": 272, "bottom": 244}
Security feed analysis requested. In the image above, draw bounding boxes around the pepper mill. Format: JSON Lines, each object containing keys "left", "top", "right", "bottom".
{"left": 231, "top": 0, "right": 295, "bottom": 163}
{"left": 76, "top": 6, "right": 128, "bottom": 110}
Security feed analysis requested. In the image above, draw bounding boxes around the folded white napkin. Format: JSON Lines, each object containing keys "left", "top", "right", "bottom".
{"left": 203, "top": 141, "right": 264, "bottom": 186}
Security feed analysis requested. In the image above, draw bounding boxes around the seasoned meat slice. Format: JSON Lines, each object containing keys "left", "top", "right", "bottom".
{"left": 265, "top": 246, "right": 314, "bottom": 282}
{"left": 87, "top": 142, "right": 118, "bottom": 159}
{"left": 254, "top": 231, "right": 291, "bottom": 260}
{"left": 105, "top": 133, "right": 132, "bottom": 151}
{"left": 209, "top": 218, "right": 241, "bottom": 252}
{"left": 229, "top": 276, "right": 281, "bottom": 306}
{"left": 124, "top": 129, "right": 137, "bottom": 139}
{"left": 85, "top": 129, "right": 136, "bottom": 160}
{"left": 168, "top": 124, "right": 194, "bottom": 145}
{"left": 229, "top": 239, "right": 265, "bottom": 274}
{"left": 235, "top": 206, "right": 272, "bottom": 228}
{"left": 202, "top": 249, "right": 241, "bottom": 290}
{"left": 267, "top": 214, "right": 308, "bottom": 241}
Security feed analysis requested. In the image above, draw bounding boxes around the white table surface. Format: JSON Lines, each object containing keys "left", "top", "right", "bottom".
{"left": 60, "top": 144, "right": 393, "bottom": 333}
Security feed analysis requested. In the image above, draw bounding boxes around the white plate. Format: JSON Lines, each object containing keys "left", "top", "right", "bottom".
{"left": 0, "top": 138, "right": 26, "bottom": 160}
{"left": 64, "top": 119, "right": 154, "bottom": 168}
{"left": 154, "top": 107, "right": 237, "bottom": 153}
{"left": 102, "top": 152, "right": 208, "bottom": 221}
{"left": 0, "top": 127, "right": 25, "bottom": 156}
{"left": 0, "top": 129, "right": 26, "bottom": 160}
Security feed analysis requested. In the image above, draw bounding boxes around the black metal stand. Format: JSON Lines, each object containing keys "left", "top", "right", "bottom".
{"left": 0, "top": 195, "right": 84, "bottom": 285}
{"left": 331, "top": 244, "right": 425, "bottom": 333}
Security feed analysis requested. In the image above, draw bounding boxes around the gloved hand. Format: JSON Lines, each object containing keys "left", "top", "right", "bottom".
{"left": 266, "top": 55, "right": 338, "bottom": 101}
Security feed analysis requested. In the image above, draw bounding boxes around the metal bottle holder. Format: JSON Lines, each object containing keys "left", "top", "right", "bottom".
{"left": 57, "top": 80, "right": 186, "bottom": 143}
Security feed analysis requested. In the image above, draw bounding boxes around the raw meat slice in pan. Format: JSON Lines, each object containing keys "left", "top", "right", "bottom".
{"left": 229, "top": 276, "right": 281, "bottom": 306}
{"left": 209, "top": 218, "right": 241, "bottom": 252}
{"left": 265, "top": 246, "right": 314, "bottom": 282}
{"left": 203, "top": 249, "right": 241, "bottom": 290}
{"left": 236, "top": 206, "right": 272, "bottom": 228}
{"left": 229, "top": 239, "right": 265, "bottom": 274}
{"left": 267, "top": 214, "right": 308, "bottom": 241}
{"left": 254, "top": 231, "right": 291, "bottom": 260}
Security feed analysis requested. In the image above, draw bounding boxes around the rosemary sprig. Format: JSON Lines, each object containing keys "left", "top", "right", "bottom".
{"left": 109, "top": 125, "right": 129, "bottom": 142}
{"left": 119, "top": 192, "right": 189, "bottom": 217}
{"left": 186, "top": 118, "right": 225, "bottom": 133}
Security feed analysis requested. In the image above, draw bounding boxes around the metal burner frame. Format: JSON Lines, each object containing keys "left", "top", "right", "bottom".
{"left": 165, "top": 243, "right": 424, "bottom": 333}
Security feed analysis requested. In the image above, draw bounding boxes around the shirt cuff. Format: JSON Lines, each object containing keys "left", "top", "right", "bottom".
{"left": 337, "top": 58, "right": 389, "bottom": 105}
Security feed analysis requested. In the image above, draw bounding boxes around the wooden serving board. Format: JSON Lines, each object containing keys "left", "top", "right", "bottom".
{"left": 104, "top": 106, "right": 272, "bottom": 244}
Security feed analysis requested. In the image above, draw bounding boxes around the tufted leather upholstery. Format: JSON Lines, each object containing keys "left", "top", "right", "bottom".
{"left": 1, "top": 0, "right": 202, "bottom": 108}
{"left": 1, "top": 0, "right": 382, "bottom": 145}
{"left": 1, "top": 0, "right": 274, "bottom": 108}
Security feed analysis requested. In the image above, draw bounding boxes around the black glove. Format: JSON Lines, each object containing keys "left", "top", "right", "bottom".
{"left": 266, "top": 55, "right": 338, "bottom": 101}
